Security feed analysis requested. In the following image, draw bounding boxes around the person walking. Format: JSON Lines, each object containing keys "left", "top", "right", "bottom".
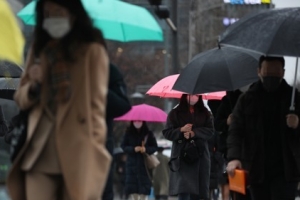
{"left": 226, "top": 56, "right": 300, "bottom": 200}
{"left": 152, "top": 147, "right": 170, "bottom": 200}
{"left": 102, "top": 63, "right": 131, "bottom": 200}
{"left": 163, "top": 94, "right": 214, "bottom": 200}
{"left": 121, "top": 121, "right": 158, "bottom": 200}
{"left": 7, "top": 0, "right": 111, "bottom": 199}
{"left": 214, "top": 90, "right": 247, "bottom": 200}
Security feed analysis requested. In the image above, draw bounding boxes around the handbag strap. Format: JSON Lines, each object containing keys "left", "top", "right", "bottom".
{"left": 143, "top": 154, "right": 153, "bottom": 183}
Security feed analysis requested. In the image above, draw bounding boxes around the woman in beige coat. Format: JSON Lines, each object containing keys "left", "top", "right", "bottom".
{"left": 7, "top": 0, "right": 111, "bottom": 199}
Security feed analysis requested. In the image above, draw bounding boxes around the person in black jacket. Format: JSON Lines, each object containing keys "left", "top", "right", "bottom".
{"left": 226, "top": 56, "right": 300, "bottom": 200}
{"left": 102, "top": 63, "right": 131, "bottom": 200}
{"left": 163, "top": 94, "right": 214, "bottom": 200}
{"left": 215, "top": 90, "right": 252, "bottom": 200}
{"left": 121, "top": 121, "right": 158, "bottom": 200}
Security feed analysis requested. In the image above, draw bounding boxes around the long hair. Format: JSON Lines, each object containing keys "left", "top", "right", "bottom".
{"left": 33, "top": 0, "right": 106, "bottom": 60}
{"left": 178, "top": 94, "right": 207, "bottom": 113}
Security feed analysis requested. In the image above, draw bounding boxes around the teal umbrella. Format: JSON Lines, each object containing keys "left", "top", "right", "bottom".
{"left": 17, "top": 0, "right": 163, "bottom": 42}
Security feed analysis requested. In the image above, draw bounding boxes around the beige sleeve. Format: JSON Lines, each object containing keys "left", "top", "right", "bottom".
{"left": 14, "top": 47, "right": 39, "bottom": 110}
{"left": 87, "top": 43, "right": 109, "bottom": 145}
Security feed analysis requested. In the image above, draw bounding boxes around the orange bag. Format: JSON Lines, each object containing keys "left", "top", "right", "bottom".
{"left": 228, "top": 169, "right": 248, "bottom": 195}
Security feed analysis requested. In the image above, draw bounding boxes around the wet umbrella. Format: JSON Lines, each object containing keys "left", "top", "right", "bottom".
{"left": 173, "top": 46, "right": 260, "bottom": 94}
{"left": 114, "top": 104, "right": 167, "bottom": 123}
{"left": 146, "top": 74, "right": 226, "bottom": 100}
{"left": 0, "top": 78, "right": 20, "bottom": 100}
{"left": 219, "top": 7, "right": 300, "bottom": 110}
{"left": 17, "top": 0, "right": 163, "bottom": 42}
{"left": 219, "top": 7, "right": 300, "bottom": 57}
{"left": 0, "top": 61, "right": 23, "bottom": 78}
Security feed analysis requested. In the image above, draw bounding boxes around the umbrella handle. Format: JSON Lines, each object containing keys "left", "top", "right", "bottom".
{"left": 290, "top": 58, "right": 299, "bottom": 111}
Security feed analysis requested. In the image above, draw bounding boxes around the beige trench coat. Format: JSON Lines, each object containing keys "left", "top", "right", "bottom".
{"left": 7, "top": 43, "right": 111, "bottom": 200}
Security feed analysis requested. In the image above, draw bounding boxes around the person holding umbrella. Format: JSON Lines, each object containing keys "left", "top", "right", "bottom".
{"left": 7, "top": 0, "right": 111, "bottom": 199}
{"left": 163, "top": 94, "right": 214, "bottom": 200}
{"left": 121, "top": 121, "right": 158, "bottom": 200}
{"left": 226, "top": 56, "right": 300, "bottom": 200}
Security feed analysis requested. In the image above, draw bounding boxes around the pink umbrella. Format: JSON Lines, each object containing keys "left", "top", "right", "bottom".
{"left": 146, "top": 74, "right": 225, "bottom": 100}
{"left": 114, "top": 103, "right": 167, "bottom": 122}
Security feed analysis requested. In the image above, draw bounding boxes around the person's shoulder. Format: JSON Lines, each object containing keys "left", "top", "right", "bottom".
{"left": 85, "top": 42, "right": 107, "bottom": 54}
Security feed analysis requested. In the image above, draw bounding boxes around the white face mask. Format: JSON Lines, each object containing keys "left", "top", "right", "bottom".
{"left": 187, "top": 95, "right": 199, "bottom": 106}
{"left": 43, "top": 18, "right": 71, "bottom": 39}
{"left": 133, "top": 121, "right": 143, "bottom": 129}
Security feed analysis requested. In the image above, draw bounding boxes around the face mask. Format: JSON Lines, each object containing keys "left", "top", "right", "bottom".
{"left": 187, "top": 95, "right": 199, "bottom": 106}
{"left": 133, "top": 121, "right": 143, "bottom": 129}
{"left": 43, "top": 18, "right": 71, "bottom": 39}
{"left": 262, "top": 76, "right": 282, "bottom": 92}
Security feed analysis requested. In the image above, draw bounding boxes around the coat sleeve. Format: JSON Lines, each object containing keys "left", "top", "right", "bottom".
{"left": 227, "top": 95, "right": 245, "bottom": 161}
{"left": 192, "top": 112, "right": 214, "bottom": 140}
{"left": 87, "top": 44, "right": 109, "bottom": 144}
{"left": 145, "top": 131, "right": 158, "bottom": 155}
{"left": 14, "top": 47, "right": 40, "bottom": 110}
{"left": 106, "top": 64, "right": 131, "bottom": 119}
{"left": 121, "top": 131, "right": 136, "bottom": 154}
{"left": 162, "top": 110, "right": 184, "bottom": 142}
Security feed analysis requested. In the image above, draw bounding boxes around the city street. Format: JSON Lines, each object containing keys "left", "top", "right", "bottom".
{"left": 1, "top": 185, "right": 300, "bottom": 200}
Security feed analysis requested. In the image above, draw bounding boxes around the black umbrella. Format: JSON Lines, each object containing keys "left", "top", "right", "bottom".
{"left": 172, "top": 47, "right": 260, "bottom": 94}
{"left": 0, "top": 78, "right": 20, "bottom": 100}
{"left": 219, "top": 7, "right": 300, "bottom": 57}
{"left": 219, "top": 7, "right": 300, "bottom": 110}
{"left": 0, "top": 61, "right": 23, "bottom": 78}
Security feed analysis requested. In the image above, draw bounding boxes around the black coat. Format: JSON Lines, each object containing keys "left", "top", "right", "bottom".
{"left": 207, "top": 132, "right": 223, "bottom": 189}
{"left": 121, "top": 128, "right": 158, "bottom": 195}
{"left": 215, "top": 90, "right": 242, "bottom": 155}
{"left": 227, "top": 80, "right": 300, "bottom": 184}
{"left": 162, "top": 105, "right": 214, "bottom": 198}
{"left": 103, "top": 63, "right": 131, "bottom": 200}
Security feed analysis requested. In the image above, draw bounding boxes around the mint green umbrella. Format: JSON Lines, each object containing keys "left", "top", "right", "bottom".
{"left": 17, "top": 0, "right": 163, "bottom": 42}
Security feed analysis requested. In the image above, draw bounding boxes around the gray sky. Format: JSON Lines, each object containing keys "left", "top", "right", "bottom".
{"left": 272, "top": 0, "right": 300, "bottom": 8}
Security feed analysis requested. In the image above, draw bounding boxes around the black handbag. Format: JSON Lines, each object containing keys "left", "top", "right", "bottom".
{"left": 168, "top": 138, "right": 200, "bottom": 172}
{"left": 180, "top": 139, "right": 200, "bottom": 164}
{"left": 10, "top": 110, "right": 29, "bottom": 162}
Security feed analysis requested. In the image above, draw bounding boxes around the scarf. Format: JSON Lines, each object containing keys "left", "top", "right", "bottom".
{"left": 44, "top": 42, "right": 72, "bottom": 104}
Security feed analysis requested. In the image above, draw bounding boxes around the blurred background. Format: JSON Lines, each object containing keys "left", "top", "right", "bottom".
{"left": 1, "top": 0, "right": 300, "bottom": 199}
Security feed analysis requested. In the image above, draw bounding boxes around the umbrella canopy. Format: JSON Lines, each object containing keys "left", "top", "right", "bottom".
{"left": 173, "top": 47, "right": 260, "bottom": 94}
{"left": 114, "top": 104, "right": 167, "bottom": 122}
{"left": 0, "top": 77, "right": 20, "bottom": 100}
{"left": 0, "top": 61, "right": 23, "bottom": 78}
{"left": 146, "top": 74, "right": 226, "bottom": 100}
{"left": 0, "top": 0, "right": 25, "bottom": 65}
{"left": 219, "top": 7, "right": 300, "bottom": 57}
{"left": 17, "top": 0, "right": 163, "bottom": 42}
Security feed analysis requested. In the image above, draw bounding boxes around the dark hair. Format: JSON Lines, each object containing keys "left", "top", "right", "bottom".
{"left": 259, "top": 56, "right": 285, "bottom": 69}
{"left": 127, "top": 121, "right": 149, "bottom": 135}
{"left": 178, "top": 94, "right": 207, "bottom": 112}
{"left": 33, "top": 0, "right": 106, "bottom": 60}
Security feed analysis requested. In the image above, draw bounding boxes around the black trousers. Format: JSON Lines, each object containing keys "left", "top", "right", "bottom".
{"left": 250, "top": 176, "right": 297, "bottom": 200}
